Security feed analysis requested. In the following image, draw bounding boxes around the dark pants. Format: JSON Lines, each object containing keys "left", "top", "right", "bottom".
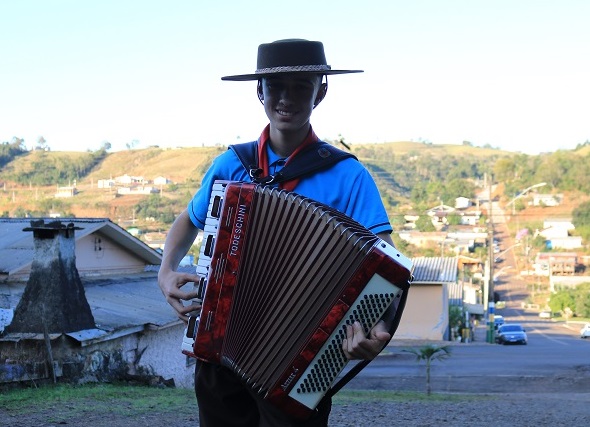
{"left": 195, "top": 361, "right": 332, "bottom": 427}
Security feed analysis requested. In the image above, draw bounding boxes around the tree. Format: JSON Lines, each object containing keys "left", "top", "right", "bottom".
{"left": 126, "top": 139, "right": 140, "bottom": 150}
{"left": 10, "top": 136, "right": 27, "bottom": 151}
{"left": 549, "top": 290, "right": 576, "bottom": 316}
{"left": 100, "top": 141, "right": 112, "bottom": 152}
{"left": 403, "top": 345, "right": 451, "bottom": 395}
{"left": 415, "top": 215, "right": 435, "bottom": 232}
{"left": 572, "top": 201, "right": 590, "bottom": 242}
{"left": 35, "top": 136, "right": 49, "bottom": 151}
{"left": 573, "top": 283, "right": 590, "bottom": 318}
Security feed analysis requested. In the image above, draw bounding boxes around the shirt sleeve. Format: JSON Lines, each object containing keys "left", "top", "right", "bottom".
{"left": 187, "top": 150, "right": 249, "bottom": 229}
{"left": 346, "top": 166, "right": 393, "bottom": 235}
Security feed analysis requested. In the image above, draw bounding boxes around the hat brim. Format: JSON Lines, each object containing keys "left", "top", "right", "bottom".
{"left": 221, "top": 69, "right": 363, "bottom": 81}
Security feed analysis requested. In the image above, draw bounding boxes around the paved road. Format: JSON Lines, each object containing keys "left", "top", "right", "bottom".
{"left": 341, "top": 212, "right": 590, "bottom": 395}
{"left": 341, "top": 320, "right": 590, "bottom": 394}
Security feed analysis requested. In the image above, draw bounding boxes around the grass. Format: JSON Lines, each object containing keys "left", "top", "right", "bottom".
{"left": 0, "top": 383, "right": 488, "bottom": 416}
{"left": 0, "top": 383, "right": 195, "bottom": 416}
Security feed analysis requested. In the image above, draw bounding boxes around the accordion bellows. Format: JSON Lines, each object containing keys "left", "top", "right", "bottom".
{"left": 182, "top": 181, "right": 412, "bottom": 419}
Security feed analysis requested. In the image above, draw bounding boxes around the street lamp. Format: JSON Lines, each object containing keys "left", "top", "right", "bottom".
{"left": 493, "top": 265, "right": 513, "bottom": 282}
{"left": 495, "top": 243, "right": 522, "bottom": 260}
{"left": 506, "top": 182, "right": 547, "bottom": 216}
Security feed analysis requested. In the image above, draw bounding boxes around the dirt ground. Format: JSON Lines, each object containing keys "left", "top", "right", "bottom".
{"left": 2, "top": 375, "right": 588, "bottom": 427}
{"left": 2, "top": 395, "right": 589, "bottom": 427}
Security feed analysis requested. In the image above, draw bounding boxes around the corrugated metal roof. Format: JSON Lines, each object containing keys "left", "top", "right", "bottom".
{"left": 0, "top": 218, "right": 162, "bottom": 276}
{"left": 410, "top": 257, "right": 458, "bottom": 284}
{"left": 0, "top": 273, "right": 180, "bottom": 343}
{"left": 85, "top": 275, "right": 177, "bottom": 331}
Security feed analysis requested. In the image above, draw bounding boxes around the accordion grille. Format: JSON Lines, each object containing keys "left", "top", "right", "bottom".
{"left": 295, "top": 291, "right": 396, "bottom": 395}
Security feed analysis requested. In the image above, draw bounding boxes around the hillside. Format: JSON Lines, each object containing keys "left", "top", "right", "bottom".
{"left": 0, "top": 146, "right": 224, "bottom": 222}
{"left": 0, "top": 141, "right": 587, "bottom": 235}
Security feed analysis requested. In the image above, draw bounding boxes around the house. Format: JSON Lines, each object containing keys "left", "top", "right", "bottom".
{"left": 458, "top": 210, "right": 481, "bottom": 226}
{"left": 115, "top": 174, "right": 145, "bottom": 185}
{"left": 537, "top": 219, "right": 582, "bottom": 250}
{"left": 455, "top": 196, "right": 471, "bottom": 210}
{"left": 547, "top": 237, "right": 583, "bottom": 250}
{"left": 97, "top": 179, "right": 115, "bottom": 189}
{"left": 394, "top": 257, "right": 459, "bottom": 341}
{"left": 398, "top": 231, "right": 448, "bottom": 248}
{"left": 539, "top": 219, "right": 574, "bottom": 239}
{"left": 0, "top": 218, "right": 199, "bottom": 388}
{"left": 426, "top": 204, "right": 455, "bottom": 229}
{"left": 0, "top": 218, "right": 162, "bottom": 280}
{"left": 153, "top": 176, "right": 170, "bottom": 186}
{"left": 55, "top": 186, "right": 77, "bottom": 198}
{"left": 532, "top": 193, "right": 562, "bottom": 207}
{"left": 402, "top": 214, "right": 420, "bottom": 230}
{"left": 117, "top": 186, "right": 160, "bottom": 195}
{"left": 533, "top": 252, "right": 577, "bottom": 276}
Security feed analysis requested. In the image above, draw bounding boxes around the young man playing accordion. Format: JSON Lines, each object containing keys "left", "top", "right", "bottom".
{"left": 159, "top": 39, "right": 400, "bottom": 427}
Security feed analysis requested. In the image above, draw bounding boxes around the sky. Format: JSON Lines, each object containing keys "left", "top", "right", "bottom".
{"left": 1, "top": 0, "right": 588, "bottom": 154}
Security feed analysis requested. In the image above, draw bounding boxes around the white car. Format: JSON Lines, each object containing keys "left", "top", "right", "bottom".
{"left": 538, "top": 311, "right": 552, "bottom": 319}
{"left": 581, "top": 324, "right": 590, "bottom": 339}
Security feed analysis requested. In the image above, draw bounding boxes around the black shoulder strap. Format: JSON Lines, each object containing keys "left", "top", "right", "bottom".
{"left": 228, "top": 140, "right": 357, "bottom": 185}
{"left": 228, "top": 141, "right": 260, "bottom": 180}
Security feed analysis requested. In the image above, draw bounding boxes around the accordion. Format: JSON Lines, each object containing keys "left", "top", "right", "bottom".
{"left": 182, "top": 180, "right": 413, "bottom": 419}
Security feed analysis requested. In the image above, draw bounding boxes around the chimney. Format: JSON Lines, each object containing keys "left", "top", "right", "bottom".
{"left": 5, "top": 220, "right": 96, "bottom": 334}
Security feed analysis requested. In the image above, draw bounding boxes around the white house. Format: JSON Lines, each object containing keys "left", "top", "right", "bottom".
{"left": 153, "top": 176, "right": 170, "bottom": 186}
{"left": 97, "top": 179, "right": 115, "bottom": 189}
{"left": 115, "top": 174, "right": 146, "bottom": 185}
{"left": 117, "top": 186, "right": 160, "bottom": 195}
{"left": 455, "top": 197, "right": 471, "bottom": 210}
{"left": 532, "top": 193, "right": 562, "bottom": 207}
{"left": 54, "top": 186, "right": 77, "bottom": 198}
{"left": 459, "top": 211, "right": 481, "bottom": 226}
{"left": 538, "top": 219, "right": 582, "bottom": 250}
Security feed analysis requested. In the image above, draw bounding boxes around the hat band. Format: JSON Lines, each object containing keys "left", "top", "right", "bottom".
{"left": 255, "top": 64, "right": 332, "bottom": 74}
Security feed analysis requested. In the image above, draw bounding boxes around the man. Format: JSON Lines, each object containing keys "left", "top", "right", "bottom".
{"left": 159, "top": 39, "right": 396, "bottom": 426}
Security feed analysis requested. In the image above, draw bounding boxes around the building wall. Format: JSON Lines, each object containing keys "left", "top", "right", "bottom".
{"left": 0, "top": 325, "right": 195, "bottom": 388}
{"left": 137, "top": 324, "right": 195, "bottom": 388}
{"left": 75, "top": 233, "right": 147, "bottom": 274}
{"left": 394, "top": 284, "right": 448, "bottom": 341}
{"left": 10, "top": 232, "right": 148, "bottom": 279}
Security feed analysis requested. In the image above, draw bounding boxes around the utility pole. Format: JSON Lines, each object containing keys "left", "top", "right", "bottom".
{"left": 486, "top": 180, "right": 496, "bottom": 343}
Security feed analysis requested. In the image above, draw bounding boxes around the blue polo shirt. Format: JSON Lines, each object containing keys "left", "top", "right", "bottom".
{"left": 187, "top": 141, "right": 392, "bottom": 235}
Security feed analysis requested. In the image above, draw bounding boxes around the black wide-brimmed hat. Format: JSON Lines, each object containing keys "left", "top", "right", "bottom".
{"left": 221, "top": 39, "right": 363, "bottom": 81}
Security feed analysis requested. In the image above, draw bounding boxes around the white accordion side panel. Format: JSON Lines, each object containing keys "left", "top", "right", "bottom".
{"left": 287, "top": 273, "right": 403, "bottom": 409}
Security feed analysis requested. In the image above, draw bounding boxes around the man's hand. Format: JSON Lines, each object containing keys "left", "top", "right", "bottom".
{"left": 157, "top": 209, "right": 201, "bottom": 322}
{"left": 342, "top": 320, "right": 391, "bottom": 360}
{"left": 158, "top": 268, "right": 202, "bottom": 322}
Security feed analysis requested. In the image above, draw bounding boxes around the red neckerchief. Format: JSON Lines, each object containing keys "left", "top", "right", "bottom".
{"left": 257, "top": 124, "right": 319, "bottom": 192}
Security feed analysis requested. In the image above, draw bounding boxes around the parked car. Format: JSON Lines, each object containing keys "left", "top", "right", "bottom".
{"left": 581, "top": 324, "right": 590, "bottom": 339}
{"left": 496, "top": 323, "right": 528, "bottom": 345}
{"left": 493, "top": 315, "right": 505, "bottom": 329}
{"left": 538, "top": 311, "right": 552, "bottom": 319}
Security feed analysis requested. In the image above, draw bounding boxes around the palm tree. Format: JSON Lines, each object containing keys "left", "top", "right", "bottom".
{"left": 403, "top": 345, "right": 451, "bottom": 395}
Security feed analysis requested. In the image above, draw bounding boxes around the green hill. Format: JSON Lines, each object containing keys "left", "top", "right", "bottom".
{"left": 1, "top": 142, "right": 588, "bottom": 236}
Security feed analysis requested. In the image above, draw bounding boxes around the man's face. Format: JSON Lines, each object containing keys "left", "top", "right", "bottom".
{"left": 260, "top": 74, "right": 324, "bottom": 134}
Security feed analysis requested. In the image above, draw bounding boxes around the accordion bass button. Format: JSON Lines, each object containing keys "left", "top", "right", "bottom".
{"left": 186, "top": 315, "right": 199, "bottom": 339}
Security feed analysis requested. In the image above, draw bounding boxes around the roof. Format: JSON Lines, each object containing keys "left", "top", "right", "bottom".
{"left": 411, "top": 257, "right": 459, "bottom": 284}
{"left": 536, "top": 252, "right": 578, "bottom": 260}
{"left": 0, "top": 272, "right": 180, "bottom": 344}
{"left": 0, "top": 218, "right": 162, "bottom": 276}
